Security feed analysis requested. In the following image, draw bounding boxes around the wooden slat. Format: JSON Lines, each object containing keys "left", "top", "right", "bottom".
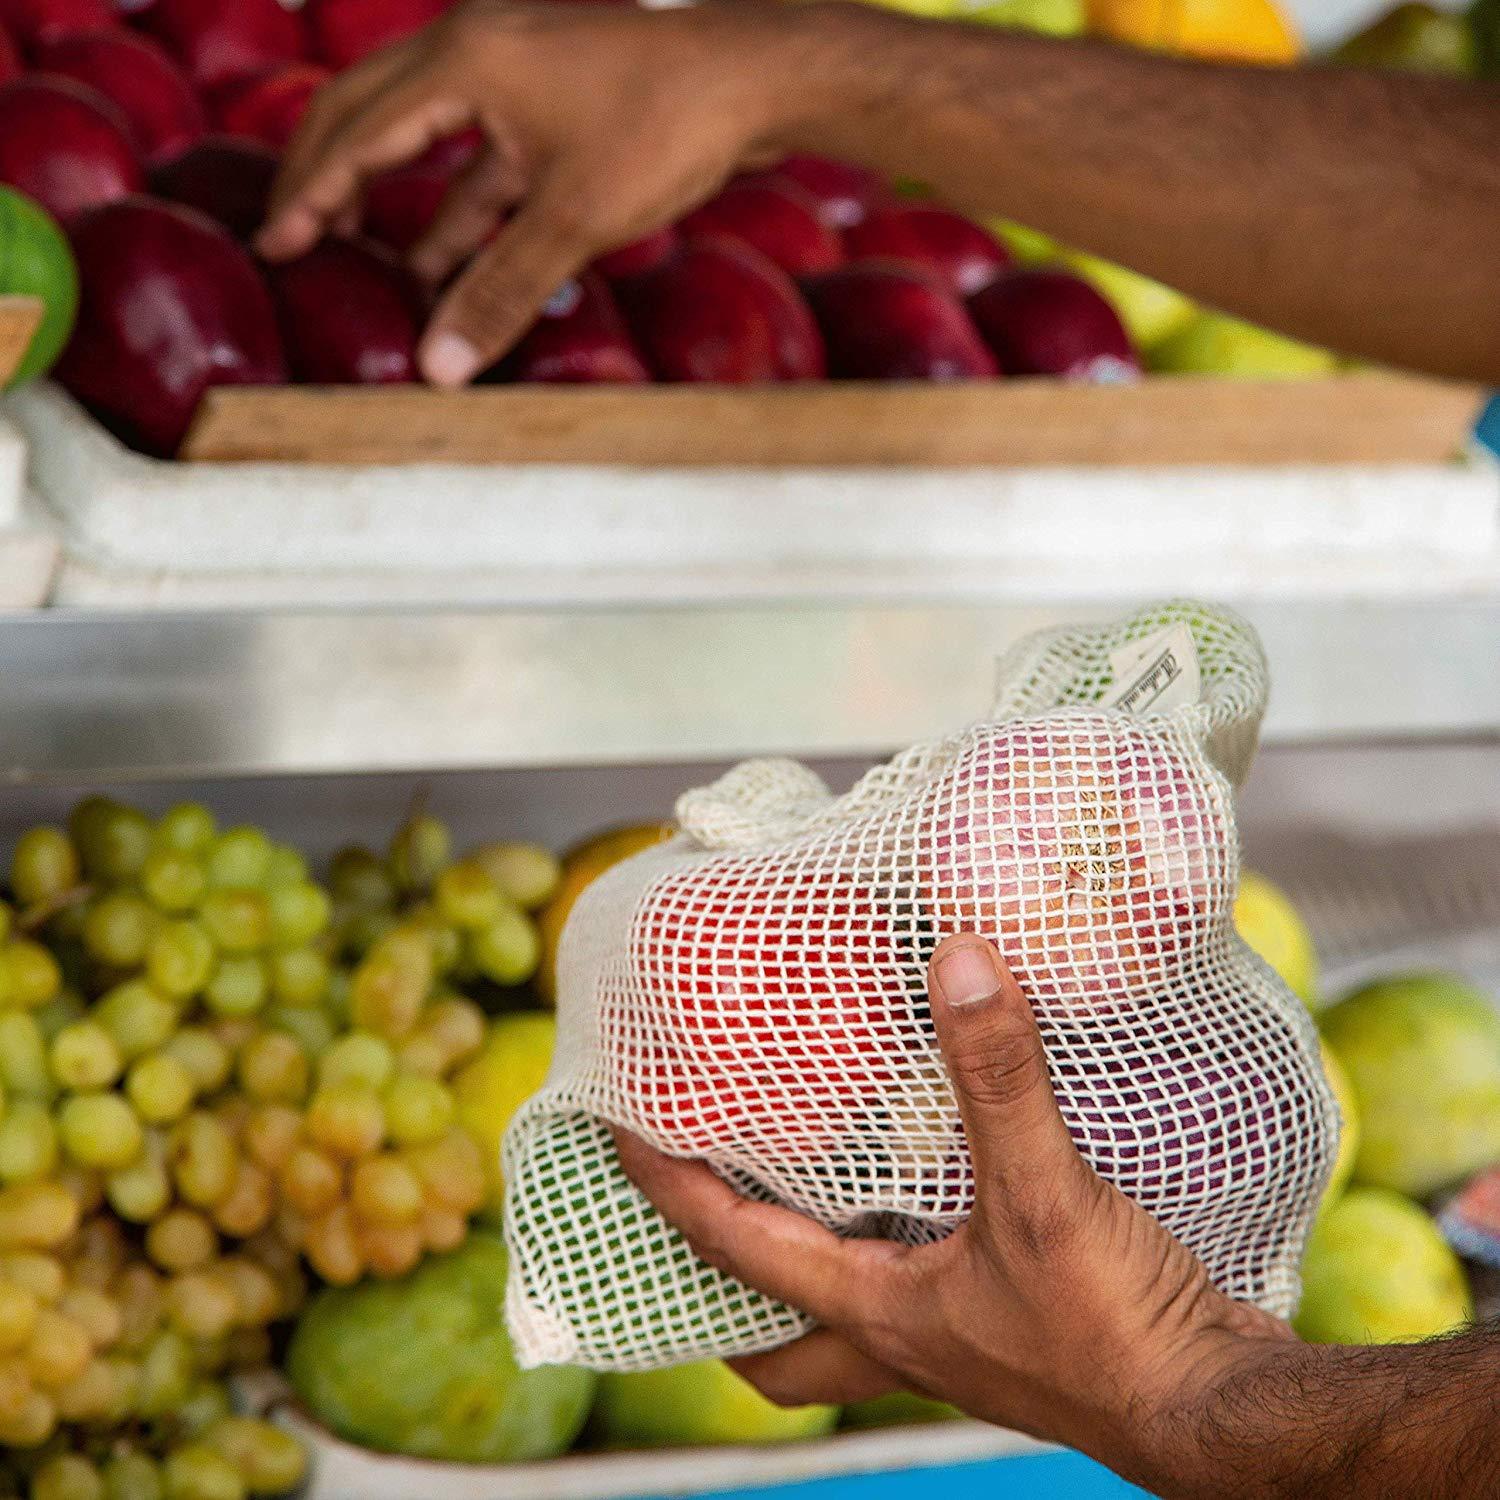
{"left": 0, "top": 297, "right": 44, "bottom": 388}
{"left": 180, "top": 372, "right": 1487, "bottom": 468}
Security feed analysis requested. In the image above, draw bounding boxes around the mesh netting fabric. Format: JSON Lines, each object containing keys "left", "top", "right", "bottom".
{"left": 503, "top": 601, "right": 1338, "bottom": 1372}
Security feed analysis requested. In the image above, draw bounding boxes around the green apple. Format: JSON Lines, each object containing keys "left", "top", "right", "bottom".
{"left": 1321, "top": 972, "right": 1500, "bottom": 1198}
{"left": 1295, "top": 1187, "right": 1472, "bottom": 1344}
{"left": 1057, "top": 250, "right": 1197, "bottom": 350}
{"left": 1234, "top": 869, "right": 1319, "bottom": 1009}
{"left": 0, "top": 186, "right": 78, "bottom": 388}
{"left": 592, "top": 1360, "right": 838, "bottom": 1448}
{"left": 1149, "top": 310, "right": 1339, "bottom": 378}
{"left": 842, "top": 1392, "right": 966, "bottom": 1428}
{"left": 1333, "top": 3, "right": 1475, "bottom": 73}
{"left": 286, "top": 1232, "right": 596, "bottom": 1463}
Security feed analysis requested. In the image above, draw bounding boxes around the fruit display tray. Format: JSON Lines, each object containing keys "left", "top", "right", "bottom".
{"left": 178, "top": 374, "right": 1485, "bottom": 467}
{"left": 8, "top": 379, "right": 1499, "bottom": 610}
{"left": 0, "top": 410, "right": 61, "bottom": 609}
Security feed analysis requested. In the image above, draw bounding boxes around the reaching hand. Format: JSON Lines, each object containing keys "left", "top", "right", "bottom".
{"left": 257, "top": 1, "right": 806, "bottom": 386}
{"left": 614, "top": 933, "right": 1295, "bottom": 1495}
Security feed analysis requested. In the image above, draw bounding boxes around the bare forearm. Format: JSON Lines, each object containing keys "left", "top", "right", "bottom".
{"left": 770, "top": 4, "right": 1500, "bottom": 381}
{"left": 1131, "top": 1323, "right": 1500, "bottom": 1499}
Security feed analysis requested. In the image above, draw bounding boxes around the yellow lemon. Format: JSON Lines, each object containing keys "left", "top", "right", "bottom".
{"left": 1086, "top": 0, "right": 1300, "bottom": 61}
{"left": 455, "top": 1012, "right": 557, "bottom": 1223}
{"left": 1235, "top": 869, "right": 1319, "bottom": 1008}
{"left": 1319, "top": 1040, "right": 1360, "bottom": 1207}
{"left": 534, "top": 823, "right": 675, "bottom": 1006}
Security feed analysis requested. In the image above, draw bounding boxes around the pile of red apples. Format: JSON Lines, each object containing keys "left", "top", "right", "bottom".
{"left": 0, "top": 0, "right": 1139, "bottom": 456}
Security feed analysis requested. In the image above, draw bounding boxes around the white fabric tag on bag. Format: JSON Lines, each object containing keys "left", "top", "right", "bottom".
{"left": 1106, "top": 622, "right": 1201, "bottom": 715}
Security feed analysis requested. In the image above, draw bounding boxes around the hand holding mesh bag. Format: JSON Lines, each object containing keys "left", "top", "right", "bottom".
{"left": 503, "top": 602, "right": 1338, "bottom": 1372}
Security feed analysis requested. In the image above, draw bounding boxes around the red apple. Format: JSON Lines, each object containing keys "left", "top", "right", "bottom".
{"left": 210, "top": 61, "right": 329, "bottom": 150}
{"left": 0, "top": 23, "right": 19, "bottom": 81}
{"left": 968, "top": 268, "right": 1140, "bottom": 381}
{"left": 134, "top": 0, "right": 306, "bottom": 90}
{"left": 678, "top": 178, "right": 842, "bottom": 277}
{"left": 307, "top": 0, "right": 451, "bottom": 69}
{"left": 844, "top": 205, "right": 1011, "bottom": 298}
{"left": 760, "top": 155, "right": 886, "bottom": 230}
{"left": 149, "top": 133, "right": 277, "bottom": 239}
{"left": 621, "top": 236, "right": 825, "bottom": 383}
{"left": 0, "top": 76, "right": 141, "bottom": 223}
{"left": 362, "top": 161, "right": 448, "bottom": 254}
{"left": 56, "top": 194, "right": 286, "bottom": 455}
{"left": 33, "top": 29, "right": 204, "bottom": 167}
{"left": 266, "top": 236, "right": 423, "bottom": 385}
{"left": 0, "top": 0, "right": 112, "bottom": 47}
{"left": 359, "top": 131, "right": 482, "bottom": 253}
{"left": 803, "top": 261, "right": 998, "bottom": 381}
{"left": 503, "top": 272, "right": 648, "bottom": 384}
{"left": 592, "top": 224, "right": 677, "bottom": 280}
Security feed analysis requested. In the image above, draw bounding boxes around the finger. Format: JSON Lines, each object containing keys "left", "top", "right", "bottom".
{"left": 417, "top": 182, "right": 594, "bottom": 386}
{"left": 259, "top": 77, "right": 472, "bottom": 261}
{"left": 927, "top": 935, "right": 1097, "bottom": 1238}
{"left": 729, "top": 1329, "right": 902, "bottom": 1408}
{"left": 272, "top": 45, "right": 409, "bottom": 212}
{"left": 612, "top": 1129, "right": 903, "bottom": 1330}
{"left": 408, "top": 144, "right": 527, "bottom": 287}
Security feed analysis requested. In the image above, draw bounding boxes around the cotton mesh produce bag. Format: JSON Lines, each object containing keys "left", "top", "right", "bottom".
{"left": 503, "top": 601, "right": 1338, "bottom": 1372}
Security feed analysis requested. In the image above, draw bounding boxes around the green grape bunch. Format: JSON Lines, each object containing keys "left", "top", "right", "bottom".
{"left": 0, "top": 794, "right": 561, "bottom": 1494}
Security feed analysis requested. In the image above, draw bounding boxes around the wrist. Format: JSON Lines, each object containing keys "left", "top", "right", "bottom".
{"left": 1104, "top": 1329, "right": 1308, "bottom": 1500}
{"left": 724, "top": 2, "right": 906, "bottom": 159}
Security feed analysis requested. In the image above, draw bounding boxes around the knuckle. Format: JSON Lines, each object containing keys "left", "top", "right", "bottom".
{"left": 950, "top": 1030, "right": 1048, "bottom": 1113}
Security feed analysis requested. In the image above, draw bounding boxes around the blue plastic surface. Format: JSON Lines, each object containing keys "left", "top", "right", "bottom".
{"left": 634, "top": 1451, "right": 1155, "bottom": 1500}
{"left": 1474, "top": 394, "right": 1500, "bottom": 459}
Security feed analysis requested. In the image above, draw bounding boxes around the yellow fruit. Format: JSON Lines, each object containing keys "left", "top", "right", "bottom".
{"left": 534, "top": 823, "right": 674, "bottom": 1006}
{"left": 1319, "top": 1041, "right": 1360, "bottom": 1207}
{"left": 454, "top": 1013, "right": 557, "bottom": 1223}
{"left": 593, "top": 1360, "right": 838, "bottom": 1448}
{"left": 1234, "top": 869, "right": 1319, "bottom": 1008}
{"left": 1295, "top": 1187, "right": 1471, "bottom": 1344}
{"left": 1086, "top": 0, "right": 1300, "bottom": 61}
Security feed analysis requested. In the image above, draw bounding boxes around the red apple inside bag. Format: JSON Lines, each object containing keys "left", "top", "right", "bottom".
{"left": 502, "top": 603, "right": 1339, "bottom": 1374}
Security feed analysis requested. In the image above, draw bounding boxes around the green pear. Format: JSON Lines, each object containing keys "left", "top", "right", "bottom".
{"left": 986, "top": 220, "right": 1058, "bottom": 264}
{"left": 1295, "top": 1187, "right": 1472, "bottom": 1344}
{"left": 1149, "top": 310, "right": 1339, "bottom": 379}
{"left": 1321, "top": 972, "right": 1500, "bottom": 1198}
{"left": 1333, "top": 3, "right": 1475, "bottom": 73}
{"left": 1057, "top": 250, "right": 1197, "bottom": 350}
{"left": 592, "top": 1359, "right": 839, "bottom": 1448}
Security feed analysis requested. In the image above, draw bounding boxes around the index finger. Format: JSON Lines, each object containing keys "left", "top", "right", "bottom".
{"left": 258, "top": 76, "right": 473, "bottom": 261}
{"left": 612, "top": 1129, "right": 905, "bottom": 1331}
